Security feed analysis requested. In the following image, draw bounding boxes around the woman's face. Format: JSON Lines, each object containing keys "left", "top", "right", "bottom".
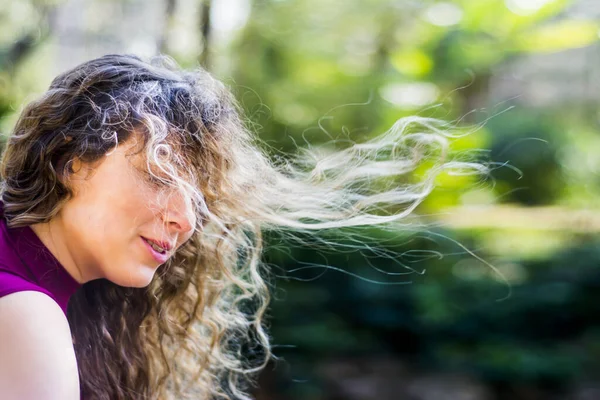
{"left": 45, "top": 134, "right": 197, "bottom": 287}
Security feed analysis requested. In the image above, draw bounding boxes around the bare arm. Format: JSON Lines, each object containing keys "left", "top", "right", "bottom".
{"left": 0, "top": 291, "right": 80, "bottom": 400}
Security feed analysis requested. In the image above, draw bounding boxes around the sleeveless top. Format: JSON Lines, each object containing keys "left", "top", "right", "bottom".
{"left": 0, "top": 202, "right": 81, "bottom": 314}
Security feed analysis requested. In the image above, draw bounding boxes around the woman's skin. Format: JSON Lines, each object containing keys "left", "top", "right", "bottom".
{"left": 0, "top": 133, "right": 196, "bottom": 399}
{"left": 0, "top": 291, "right": 80, "bottom": 399}
{"left": 32, "top": 133, "right": 196, "bottom": 287}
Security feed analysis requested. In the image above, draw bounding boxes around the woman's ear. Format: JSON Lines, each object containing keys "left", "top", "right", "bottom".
{"left": 56, "top": 157, "right": 80, "bottom": 187}
{"left": 70, "top": 157, "right": 82, "bottom": 174}
{"left": 59, "top": 157, "right": 89, "bottom": 197}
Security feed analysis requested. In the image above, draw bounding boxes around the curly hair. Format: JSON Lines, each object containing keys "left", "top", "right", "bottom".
{"left": 0, "top": 53, "right": 487, "bottom": 399}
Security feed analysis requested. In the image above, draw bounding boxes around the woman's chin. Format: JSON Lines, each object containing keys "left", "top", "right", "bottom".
{"left": 108, "top": 264, "right": 158, "bottom": 288}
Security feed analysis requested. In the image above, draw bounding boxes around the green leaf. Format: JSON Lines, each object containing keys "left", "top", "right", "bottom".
{"left": 390, "top": 48, "right": 434, "bottom": 78}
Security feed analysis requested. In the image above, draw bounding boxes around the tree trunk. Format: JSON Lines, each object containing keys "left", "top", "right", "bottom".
{"left": 159, "top": 0, "right": 178, "bottom": 54}
{"left": 199, "top": 0, "right": 212, "bottom": 70}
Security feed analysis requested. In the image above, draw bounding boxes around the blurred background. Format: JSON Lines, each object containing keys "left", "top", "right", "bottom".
{"left": 2, "top": 0, "right": 600, "bottom": 399}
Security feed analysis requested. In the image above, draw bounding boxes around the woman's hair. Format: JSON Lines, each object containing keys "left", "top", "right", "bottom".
{"left": 0, "top": 54, "right": 487, "bottom": 399}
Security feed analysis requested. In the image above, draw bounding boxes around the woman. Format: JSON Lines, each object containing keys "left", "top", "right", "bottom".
{"left": 0, "top": 53, "right": 484, "bottom": 399}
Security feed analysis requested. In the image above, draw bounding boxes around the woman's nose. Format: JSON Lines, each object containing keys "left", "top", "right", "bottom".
{"left": 162, "top": 191, "right": 196, "bottom": 236}
{"left": 166, "top": 208, "right": 194, "bottom": 234}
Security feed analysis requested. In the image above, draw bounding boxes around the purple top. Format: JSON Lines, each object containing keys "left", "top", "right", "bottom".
{"left": 0, "top": 202, "right": 81, "bottom": 314}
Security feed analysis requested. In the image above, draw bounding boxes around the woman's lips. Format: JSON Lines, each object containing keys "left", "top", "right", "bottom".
{"left": 141, "top": 236, "right": 169, "bottom": 264}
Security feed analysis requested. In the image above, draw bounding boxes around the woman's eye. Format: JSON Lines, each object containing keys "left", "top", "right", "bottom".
{"left": 146, "top": 173, "right": 168, "bottom": 188}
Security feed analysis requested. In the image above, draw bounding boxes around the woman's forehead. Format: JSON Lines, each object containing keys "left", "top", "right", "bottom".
{"left": 112, "top": 128, "right": 196, "bottom": 180}
{"left": 125, "top": 143, "right": 194, "bottom": 184}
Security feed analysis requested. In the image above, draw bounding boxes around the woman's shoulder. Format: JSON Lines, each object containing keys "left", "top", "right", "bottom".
{"left": 0, "top": 269, "right": 55, "bottom": 300}
{"left": 0, "top": 290, "right": 80, "bottom": 399}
